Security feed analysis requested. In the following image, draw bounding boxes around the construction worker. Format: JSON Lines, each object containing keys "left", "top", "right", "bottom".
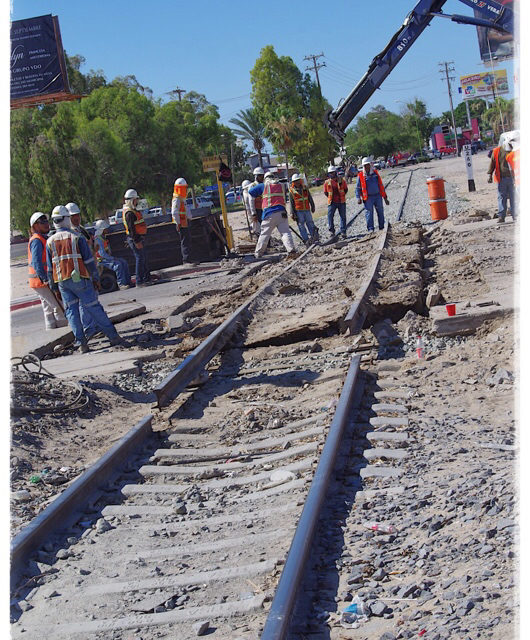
{"left": 66, "top": 202, "right": 94, "bottom": 249}
{"left": 123, "top": 188, "right": 151, "bottom": 285}
{"left": 27, "top": 211, "right": 68, "bottom": 331}
{"left": 241, "top": 179, "right": 259, "bottom": 238}
{"left": 356, "top": 157, "right": 389, "bottom": 232}
{"left": 488, "top": 137, "right": 516, "bottom": 223}
{"left": 289, "top": 173, "right": 318, "bottom": 246}
{"left": 248, "top": 167, "right": 265, "bottom": 231}
{"left": 507, "top": 146, "right": 519, "bottom": 191}
{"left": 249, "top": 171, "right": 297, "bottom": 259}
{"left": 171, "top": 177, "right": 193, "bottom": 264}
{"left": 46, "top": 206, "right": 124, "bottom": 352}
{"left": 323, "top": 165, "right": 348, "bottom": 239}
{"left": 94, "top": 219, "right": 132, "bottom": 289}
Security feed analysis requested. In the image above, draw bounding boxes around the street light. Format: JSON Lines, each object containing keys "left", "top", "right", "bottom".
{"left": 396, "top": 100, "right": 423, "bottom": 152}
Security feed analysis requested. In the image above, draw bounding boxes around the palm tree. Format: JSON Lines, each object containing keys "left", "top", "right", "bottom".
{"left": 267, "top": 113, "right": 303, "bottom": 180}
{"left": 230, "top": 108, "right": 266, "bottom": 167}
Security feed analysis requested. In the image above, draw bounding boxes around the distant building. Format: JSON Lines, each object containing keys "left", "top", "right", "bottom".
{"left": 247, "top": 153, "right": 272, "bottom": 171}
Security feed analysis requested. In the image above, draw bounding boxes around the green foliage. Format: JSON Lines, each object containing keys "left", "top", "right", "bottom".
{"left": 249, "top": 45, "right": 337, "bottom": 176}
{"left": 10, "top": 59, "right": 237, "bottom": 231}
{"left": 230, "top": 108, "right": 265, "bottom": 166}
{"left": 345, "top": 106, "right": 417, "bottom": 158}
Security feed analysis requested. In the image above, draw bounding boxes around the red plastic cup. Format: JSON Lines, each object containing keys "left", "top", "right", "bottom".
{"left": 446, "top": 303, "right": 456, "bottom": 317}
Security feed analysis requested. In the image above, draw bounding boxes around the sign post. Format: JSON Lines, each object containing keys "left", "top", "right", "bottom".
{"left": 463, "top": 144, "right": 476, "bottom": 192}
{"left": 202, "top": 155, "right": 233, "bottom": 250}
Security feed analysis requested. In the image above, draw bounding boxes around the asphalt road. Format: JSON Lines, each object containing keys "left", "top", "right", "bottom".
{"left": 10, "top": 242, "right": 28, "bottom": 260}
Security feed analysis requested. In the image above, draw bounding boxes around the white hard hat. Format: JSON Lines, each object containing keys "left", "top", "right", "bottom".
{"left": 327, "top": 165, "right": 336, "bottom": 173}
{"left": 65, "top": 202, "right": 80, "bottom": 216}
{"left": 124, "top": 188, "right": 138, "bottom": 199}
{"left": 175, "top": 177, "right": 187, "bottom": 186}
{"left": 291, "top": 173, "right": 301, "bottom": 182}
{"left": 51, "top": 205, "right": 70, "bottom": 219}
{"left": 94, "top": 219, "right": 110, "bottom": 236}
{"left": 361, "top": 157, "right": 371, "bottom": 165}
{"left": 253, "top": 167, "right": 265, "bottom": 176}
{"left": 241, "top": 180, "right": 251, "bottom": 189}
{"left": 30, "top": 211, "right": 48, "bottom": 227}
{"left": 264, "top": 170, "right": 274, "bottom": 179}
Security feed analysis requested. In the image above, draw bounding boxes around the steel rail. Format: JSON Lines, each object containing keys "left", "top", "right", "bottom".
{"left": 11, "top": 415, "right": 153, "bottom": 585}
{"left": 341, "top": 222, "right": 391, "bottom": 334}
{"left": 261, "top": 355, "right": 362, "bottom": 640}
{"left": 153, "top": 244, "right": 316, "bottom": 408}
{"left": 396, "top": 169, "right": 414, "bottom": 221}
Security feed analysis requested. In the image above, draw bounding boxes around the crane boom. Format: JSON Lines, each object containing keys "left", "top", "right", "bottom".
{"left": 326, "top": 0, "right": 514, "bottom": 144}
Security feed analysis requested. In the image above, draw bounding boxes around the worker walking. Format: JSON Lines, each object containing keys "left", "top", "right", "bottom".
{"left": 28, "top": 211, "right": 68, "bottom": 331}
{"left": 487, "top": 138, "right": 516, "bottom": 223}
{"left": 94, "top": 220, "right": 132, "bottom": 289}
{"left": 249, "top": 171, "right": 297, "bottom": 259}
{"left": 356, "top": 157, "right": 389, "bottom": 232}
{"left": 123, "top": 188, "right": 151, "bottom": 286}
{"left": 289, "top": 173, "right": 318, "bottom": 246}
{"left": 171, "top": 177, "right": 194, "bottom": 263}
{"left": 248, "top": 167, "right": 265, "bottom": 233}
{"left": 46, "top": 206, "right": 124, "bottom": 352}
{"left": 323, "top": 165, "right": 348, "bottom": 239}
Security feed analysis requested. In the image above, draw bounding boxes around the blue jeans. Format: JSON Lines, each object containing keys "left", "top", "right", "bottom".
{"left": 101, "top": 257, "right": 131, "bottom": 286}
{"left": 327, "top": 202, "right": 347, "bottom": 234}
{"left": 497, "top": 177, "right": 515, "bottom": 219}
{"left": 179, "top": 227, "right": 192, "bottom": 263}
{"left": 295, "top": 210, "right": 317, "bottom": 243}
{"left": 59, "top": 278, "right": 119, "bottom": 345}
{"left": 126, "top": 237, "right": 150, "bottom": 284}
{"left": 363, "top": 195, "right": 385, "bottom": 231}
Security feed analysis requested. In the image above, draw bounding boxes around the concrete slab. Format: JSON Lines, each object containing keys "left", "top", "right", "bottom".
{"left": 369, "top": 416, "right": 409, "bottom": 427}
{"left": 363, "top": 447, "right": 408, "bottom": 461}
{"left": 430, "top": 299, "right": 513, "bottom": 337}
{"left": 365, "top": 431, "right": 409, "bottom": 444}
{"left": 371, "top": 403, "right": 408, "bottom": 414}
{"left": 39, "top": 348, "right": 166, "bottom": 379}
{"left": 360, "top": 465, "right": 402, "bottom": 479}
{"left": 11, "top": 301, "right": 147, "bottom": 359}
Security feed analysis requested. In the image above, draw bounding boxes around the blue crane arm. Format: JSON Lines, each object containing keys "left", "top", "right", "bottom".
{"left": 326, "top": 0, "right": 514, "bottom": 143}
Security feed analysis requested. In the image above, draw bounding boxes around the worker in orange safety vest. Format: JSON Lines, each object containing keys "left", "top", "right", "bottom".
{"left": 356, "top": 157, "right": 389, "bottom": 232}
{"left": 289, "top": 173, "right": 318, "bottom": 246}
{"left": 171, "top": 177, "right": 194, "bottom": 264}
{"left": 323, "top": 165, "right": 348, "bottom": 239}
{"left": 27, "top": 211, "right": 68, "bottom": 330}
{"left": 487, "top": 138, "right": 516, "bottom": 223}
{"left": 123, "top": 188, "right": 152, "bottom": 285}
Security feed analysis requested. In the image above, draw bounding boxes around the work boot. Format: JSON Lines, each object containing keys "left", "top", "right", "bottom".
{"left": 109, "top": 336, "right": 126, "bottom": 347}
{"left": 497, "top": 217, "right": 505, "bottom": 224}
{"left": 340, "top": 232, "right": 347, "bottom": 240}
{"left": 75, "top": 342, "right": 90, "bottom": 354}
{"left": 286, "top": 251, "right": 299, "bottom": 260}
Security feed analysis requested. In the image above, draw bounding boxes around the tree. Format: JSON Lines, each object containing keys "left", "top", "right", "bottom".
{"left": 229, "top": 108, "right": 266, "bottom": 167}
{"left": 266, "top": 108, "right": 303, "bottom": 177}
{"left": 344, "top": 106, "right": 415, "bottom": 159}
{"left": 400, "top": 99, "right": 436, "bottom": 150}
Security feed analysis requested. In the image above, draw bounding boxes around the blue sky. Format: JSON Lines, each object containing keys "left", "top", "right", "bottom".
{"left": 10, "top": 0, "right": 515, "bottom": 139}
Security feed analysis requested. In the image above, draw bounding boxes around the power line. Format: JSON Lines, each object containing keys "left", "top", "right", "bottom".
{"left": 166, "top": 87, "right": 186, "bottom": 101}
{"left": 304, "top": 52, "right": 326, "bottom": 94}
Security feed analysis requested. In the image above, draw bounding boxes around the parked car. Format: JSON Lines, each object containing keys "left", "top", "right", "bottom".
{"left": 185, "top": 196, "right": 214, "bottom": 212}
{"left": 310, "top": 176, "right": 324, "bottom": 186}
{"left": 224, "top": 190, "right": 243, "bottom": 205}
{"left": 439, "top": 146, "right": 457, "bottom": 156}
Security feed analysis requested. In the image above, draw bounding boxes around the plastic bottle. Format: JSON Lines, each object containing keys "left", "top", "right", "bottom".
{"left": 361, "top": 521, "right": 397, "bottom": 534}
{"left": 416, "top": 335, "right": 425, "bottom": 359}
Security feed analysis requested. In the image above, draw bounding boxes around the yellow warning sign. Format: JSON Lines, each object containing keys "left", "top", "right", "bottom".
{"left": 202, "top": 154, "right": 228, "bottom": 172}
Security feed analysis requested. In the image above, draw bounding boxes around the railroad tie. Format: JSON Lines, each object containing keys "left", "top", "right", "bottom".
{"left": 371, "top": 402, "right": 408, "bottom": 414}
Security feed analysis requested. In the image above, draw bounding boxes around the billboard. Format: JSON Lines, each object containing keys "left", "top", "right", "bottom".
{"left": 474, "top": 3, "right": 514, "bottom": 62}
{"left": 459, "top": 70, "right": 509, "bottom": 99}
{"left": 10, "top": 14, "right": 69, "bottom": 101}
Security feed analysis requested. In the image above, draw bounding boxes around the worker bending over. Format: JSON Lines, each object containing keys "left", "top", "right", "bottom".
{"left": 46, "top": 206, "right": 124, "bottom": 352}
{"left": 94, "top": 220, "right": 132, "bottom": 289}
{"left": 249, "top": 171, "right": 297, "bottom": 259}
{"left": 248, "top": 166, "right": 265, "bottom": 235}
{"left": 356, "top": 157, "right": 389, "bottom": 232}
{"left": 289, "top": 173, "right": 318, "bottom": 246}
{"left": 27, "top": 211, "right": 68, "bottom": 330}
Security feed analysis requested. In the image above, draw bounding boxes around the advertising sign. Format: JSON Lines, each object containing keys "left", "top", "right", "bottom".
{"left": 11, "top": 14, "right": 69, "bottom": 101}
{"left": 202, "top": 155, "right": 228, "bottom": 172}
{"left": 459, "top": 69, "right": 508, "bottom": 99}
{"left": 474, "top": 6, "right": 514, "bottom": 62}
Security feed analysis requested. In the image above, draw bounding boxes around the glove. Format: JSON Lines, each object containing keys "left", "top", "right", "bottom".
{"left": 357, "top": 199, "right": 362, "bottom": 205}
{"left": 384, "top": 198, "right": 389, "bottom": 205}
{"left": 487, "top": 175, "right": 493, "bottom": 184}
{"left": 134, "top": 240, "right": 143, "bottom": 249}
{"left": 291, "top": 213, "right": 298, "bottom": 222}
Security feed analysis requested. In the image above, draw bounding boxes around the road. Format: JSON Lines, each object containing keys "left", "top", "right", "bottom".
{"left": 10, "top": 242, "right": 27, "bottom": 260}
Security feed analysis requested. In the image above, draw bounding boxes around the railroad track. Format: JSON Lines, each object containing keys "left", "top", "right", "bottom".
{"left": 11, "top": 175, "right": 424, "bottom": 639}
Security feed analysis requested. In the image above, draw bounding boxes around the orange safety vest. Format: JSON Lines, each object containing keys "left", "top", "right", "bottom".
{"left": 506, "top": 148, "right": 519, "bottom": 187}
{"left": 261, "top": 181, "right": 286, "bottom": 210}
{"left": 28, "top": 233, "right": 48, "bottom": 289}
{"left": 47, "top": 230, "right": 90, "bottom": 283}
{"left": 250, "top": 180, "right": 263, "bottom": 211}
{"left": 95, "top": 236, "right": 109, "bottom": 262}
{"left": 491, "top": 147, "right": 502, "bottom": 183}
{"left": 358, "top": 169, "right": 387, "bottom": 201}
{"left": 324, "top": 178, "right": 347, "bottom": 205}
{"left": 123, "top": 208, "right": 147, "bottom": 236}
{"left": 172, "top": 187, "right": 189, "bottom": 228}
{"left": 289, "top": 184, "right": 311, "bottom": 211}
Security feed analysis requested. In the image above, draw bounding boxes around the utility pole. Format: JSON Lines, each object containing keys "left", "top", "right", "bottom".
{"left": 304, "top": 52, "right": 326, "bottom": 95}
{"left": 168, "top": 87, "right": 186, "bottom": 101}
{"left": 439, "top": 62, "right": 459, "bottom": 155}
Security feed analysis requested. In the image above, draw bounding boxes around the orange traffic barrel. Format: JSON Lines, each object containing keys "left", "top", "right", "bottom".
{"left": 426, "top": 176, "right": 446, "bottom": 200}
{"left": 429, "top": 198, "right": 448, "bottom": 221}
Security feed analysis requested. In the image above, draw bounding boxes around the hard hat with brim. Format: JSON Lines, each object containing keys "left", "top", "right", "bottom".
{"left": 30, "top": 212, "right": 48, "bottom": 227}
{"left": 124, "top": 188, "right": 138, "bottom": 199}
{"left": 51, "top": 205, "right": 70, "bottom": 219}
{"left": 362, "top": 157, "right": 371, "bottom": 165}
{"left": 65, "top": 202, "right": 80, "bottom": 215}
{"left": 253, "top": 167, "right": 265, "bottom": 175}
{"left": 327, "top": 165, "right": 336, "bottom": 173}
{"left": 291, "top": 173, "right": 301, "bottom": 182}
{"left": 264, "top": 171, "right": 275, "bottom": 179}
